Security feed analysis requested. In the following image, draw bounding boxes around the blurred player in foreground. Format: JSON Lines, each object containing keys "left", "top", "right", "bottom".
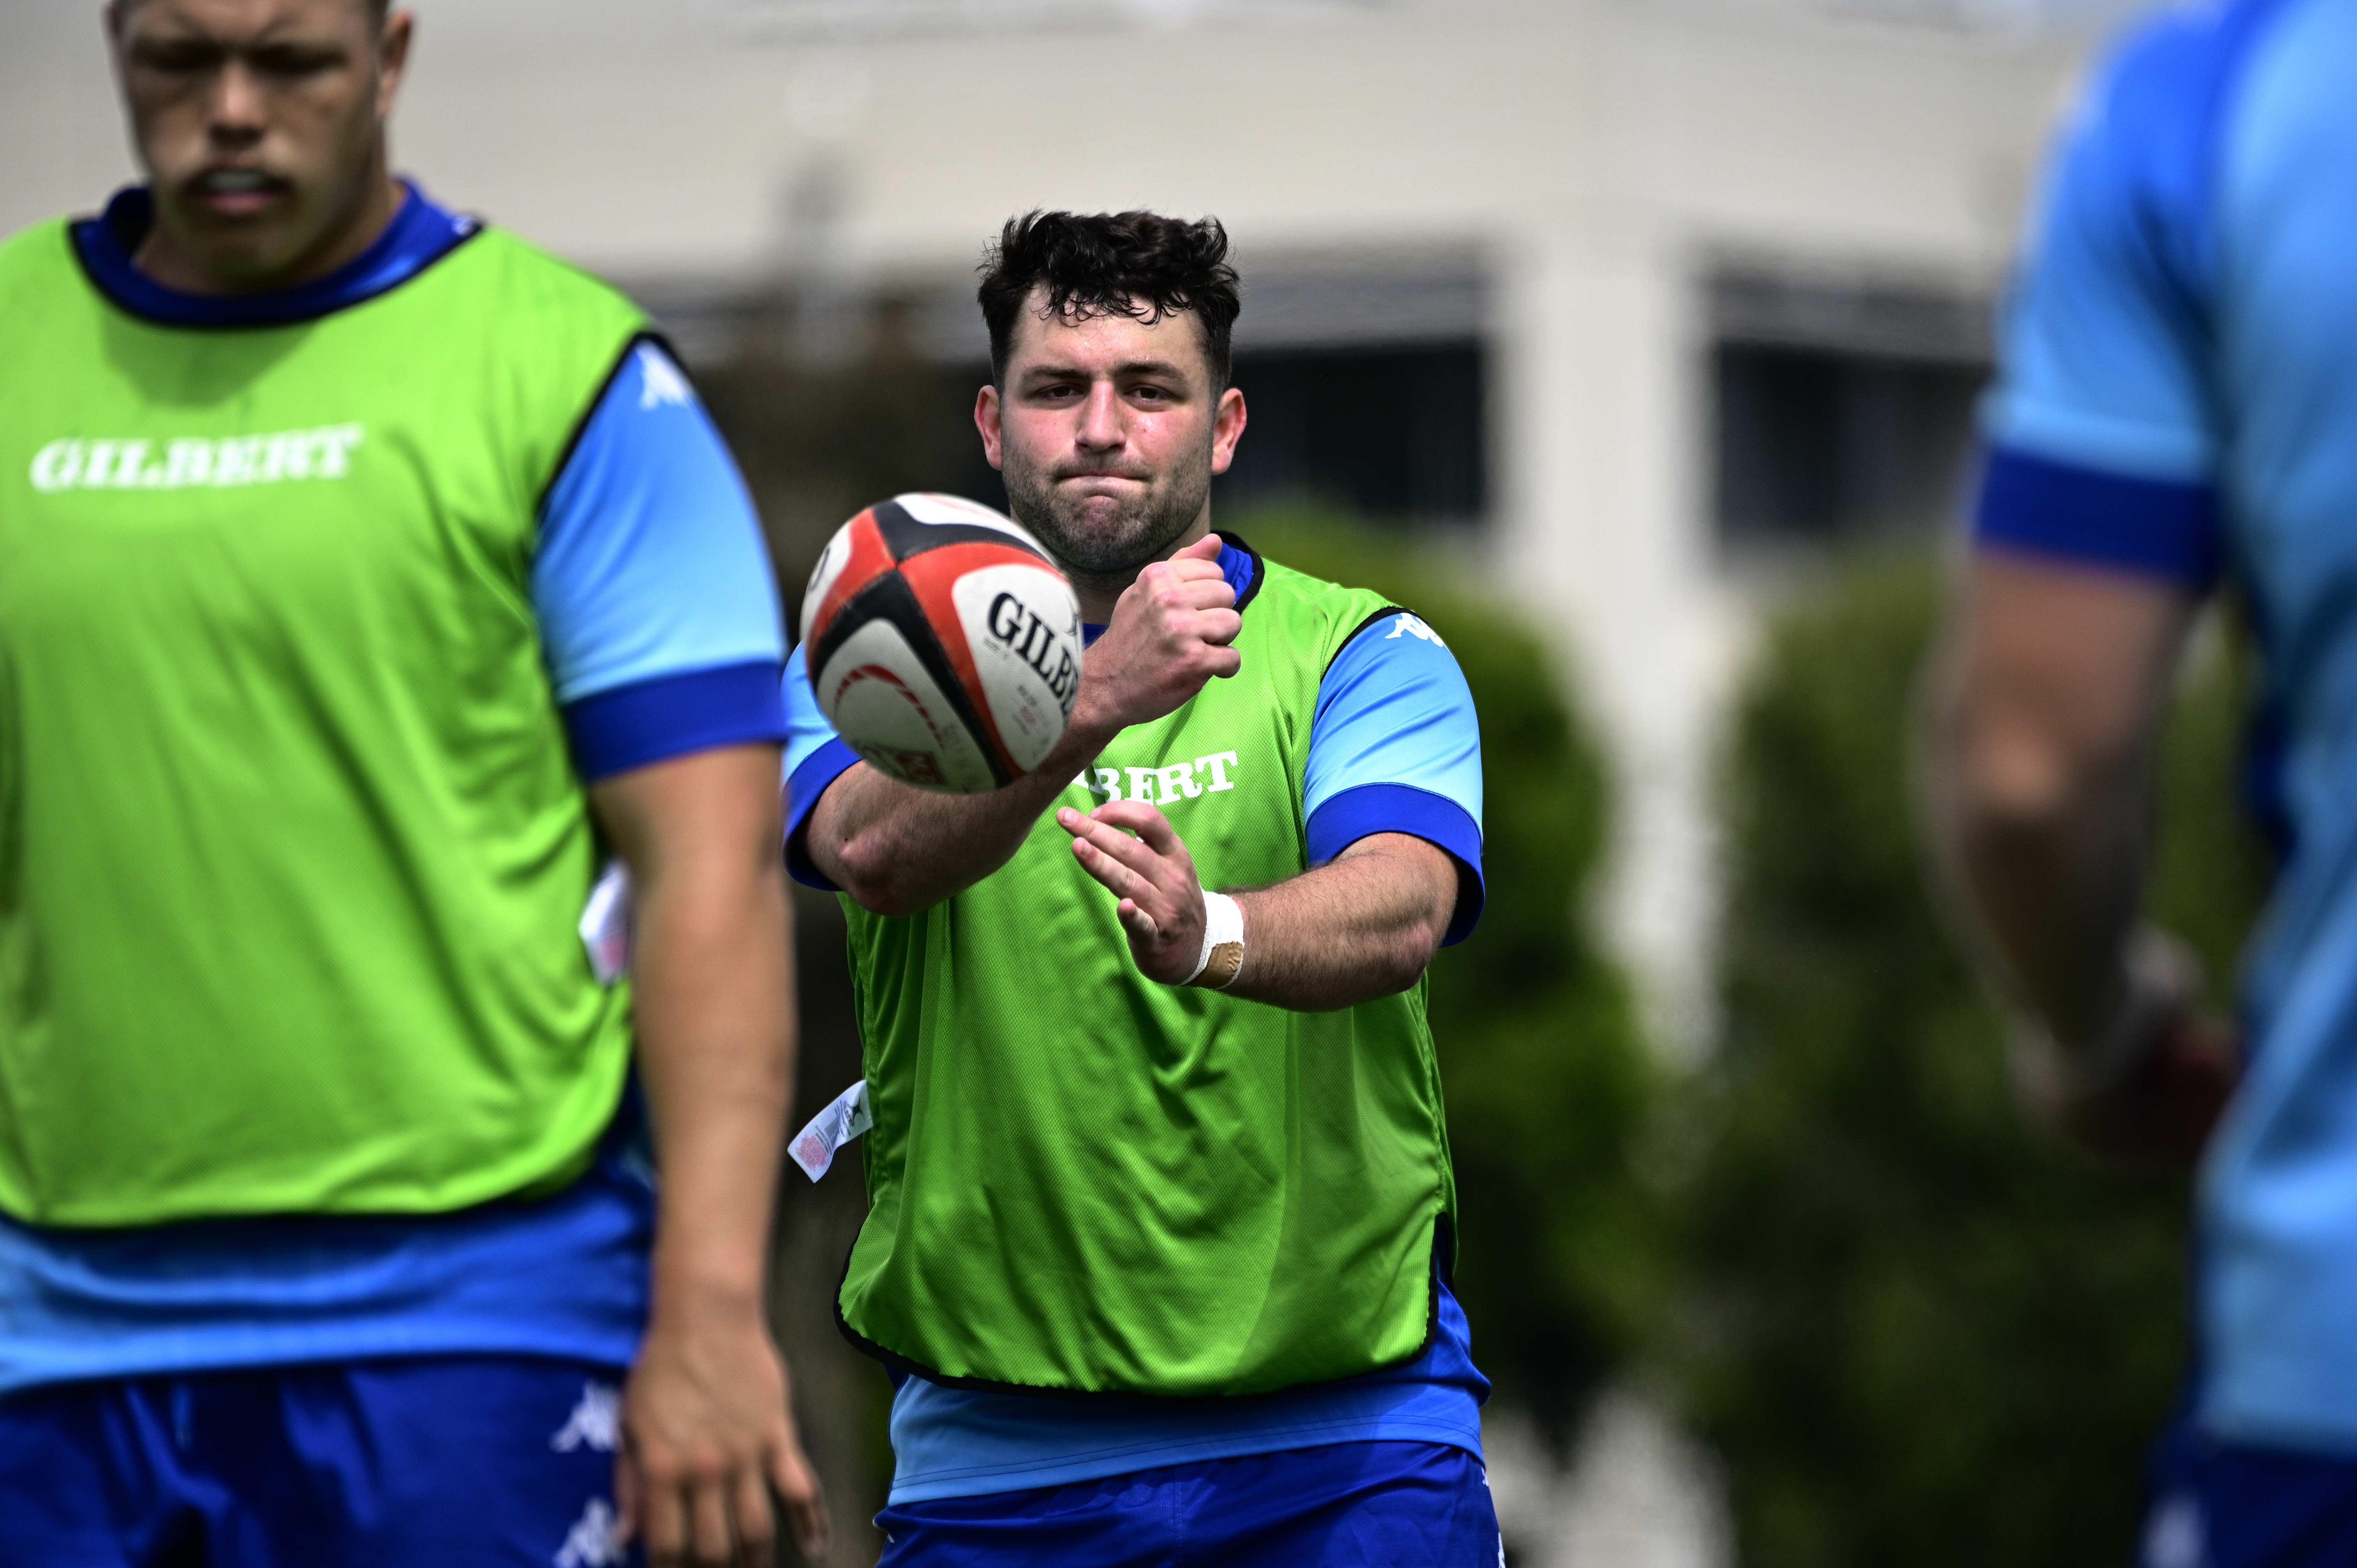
{"left": 1929, "top": 0, "right": 2357, "bottom": 1562}
{"left": 784, "top": 210, "right": 1498, "bottom": 1564}
{"left": 0, "top": 1, "right": 825, "bottom": 1562}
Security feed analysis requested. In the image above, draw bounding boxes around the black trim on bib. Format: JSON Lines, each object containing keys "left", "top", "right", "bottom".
{"left": 830, "top": 1202, "right": 1452, "bottom": 1403}
{"left": 535, "top": 329, "right": 682, "bottom": 524}
{"left": 1215, "top": 530, "right": 1269, "bottom": 615}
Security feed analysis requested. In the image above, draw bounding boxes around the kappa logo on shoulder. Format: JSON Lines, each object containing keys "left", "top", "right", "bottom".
{"left": 1384, "top": 612, "right": 1446, "bottom": 647}
{"left": 636, "top": 345, "right": 694, "bottom": 411}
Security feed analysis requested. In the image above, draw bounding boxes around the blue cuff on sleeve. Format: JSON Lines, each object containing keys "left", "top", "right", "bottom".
{"left": 1974, "top": 442, "right": 2223, "bottom": 590}
{"left": 1306, "top": 782, "right": 1486, "bottom": 946}
{"left": 562, "top": 660, "right": 788, "bottom": 782}
{"left": 784, "top": 738, "right": 860, "bottom": 890}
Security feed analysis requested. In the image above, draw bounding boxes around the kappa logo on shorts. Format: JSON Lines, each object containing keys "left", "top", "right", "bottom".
{"left": 1076, "top": 749, "right": 1240, "bottom": 808}
{"left": 553, "top": 1497, "right": 627, "bottom": 1568}
{"left": 2140, "top": 1492, "right": 2206, "bottom": 1568}
{"left": 550, "top": 1379, "right": 623, "bottom": 1454}
{"left": 27, "top": 424, "right": 365, "bottom": 492}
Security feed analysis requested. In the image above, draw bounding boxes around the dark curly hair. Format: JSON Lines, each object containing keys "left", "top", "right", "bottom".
{"left": 977, "top": 210, "right": 1243, "bottom": 390}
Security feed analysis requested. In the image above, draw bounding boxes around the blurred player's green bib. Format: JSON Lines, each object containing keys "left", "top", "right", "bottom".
{"left": 0, "top": 220, "right": 644, "bottom": 1225}
{"left": 837, "top": 551, "right": 1459, "bottom": 1397}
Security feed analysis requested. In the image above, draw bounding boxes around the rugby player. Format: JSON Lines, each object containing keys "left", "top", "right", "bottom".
{"left": 0, "top": 1, "right": 825, "bottom": 1563}
{"left": 1930, "top": 0, "right": 2357, "bottom": 1561}
{"left": 783, "top": 210, "right": 1499, "bottom": 1564}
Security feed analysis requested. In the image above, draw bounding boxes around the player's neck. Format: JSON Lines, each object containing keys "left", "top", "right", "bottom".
{"left": 134, "top": 162, "right": 406, "bottom": 299}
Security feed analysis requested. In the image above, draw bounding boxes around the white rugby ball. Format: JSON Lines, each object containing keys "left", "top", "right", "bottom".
{"left": 800, "top": 493, "right": 1082, "bottom": 793}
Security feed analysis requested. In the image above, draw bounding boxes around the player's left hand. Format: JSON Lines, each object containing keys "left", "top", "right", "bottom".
{"left": 1058, "top": 799, "right": 1214, "bottom": 984}
{"left": 617, "top": 1298, "right": 829, "bottom": 1568}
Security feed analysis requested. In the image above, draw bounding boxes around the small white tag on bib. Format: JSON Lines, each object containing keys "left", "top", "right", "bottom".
{"left": 788, "top": 1079, "right": 873, "bottom": 1183}
{"left": 579, "top": 862, "right": 632, "bottom": 984}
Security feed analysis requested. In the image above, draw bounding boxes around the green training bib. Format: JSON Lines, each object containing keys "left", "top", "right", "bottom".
{"left": 0, "top": 218, "right": 645, "bottom": 1225}
{"left": 837, "top": 543, "right": 1458, "bottom": 1398}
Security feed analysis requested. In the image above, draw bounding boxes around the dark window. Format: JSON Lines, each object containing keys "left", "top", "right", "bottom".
{"left": 1714, "top": 343, "right": 1986, "bottom": 551}
{"left": 1214, "top": 343, "right": 1486, "bottom": 524}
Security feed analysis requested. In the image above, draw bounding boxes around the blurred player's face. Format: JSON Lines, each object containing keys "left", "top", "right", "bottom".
{"left": 979, "top": 293, "right": 1248, "bottom": 594}
{"left": 107, "top": 0, "right": 411, "bottom": 293}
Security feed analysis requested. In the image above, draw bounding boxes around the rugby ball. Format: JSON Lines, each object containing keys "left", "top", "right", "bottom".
{"left": 800, "top": 493, "right": 1083, "bottom": 793}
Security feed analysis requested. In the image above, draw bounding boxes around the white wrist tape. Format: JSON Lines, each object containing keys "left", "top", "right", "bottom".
{"left": 1182, "top": 889, "right": 1246, "bottom": 990}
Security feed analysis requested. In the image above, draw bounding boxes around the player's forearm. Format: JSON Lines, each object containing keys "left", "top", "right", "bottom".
{"left": 591, "top": 748, "right": 799, "bottom": 1316}
{"left": 1926, "top": 556, "right": 2198, "bottom": 1044}
{"left": 631, "top": 846, "right": 797, "bottom": 1314}
{"left": 812, "top": 715, "right": 1117, "bottom": 916}
{"left": 604, "top": 758, "right": 829, "bottom": 1559}
{"left": 1224, "top": 836, "right": 1455, "bottom": 1012}
{"left": 1931, "top": 631, "right": 2157, "bottom": 1042}
{"left": 1940, "top": 734, "right": 2149, "bottom": 1042}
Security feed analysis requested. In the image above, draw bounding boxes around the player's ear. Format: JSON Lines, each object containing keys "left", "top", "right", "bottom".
{"left": 376, "top": 10, "right": 415, "bottom": 117}
{"left": 976, "top": 383, "right": 1005, "bottom": 471}
{"left": 1209, "top": 386, "right": 1246, "bottom": 476}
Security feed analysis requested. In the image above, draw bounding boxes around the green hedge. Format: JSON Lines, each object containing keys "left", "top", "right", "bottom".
{"left": 1662, "top": 551, "right": 2267, "bottom": 1568}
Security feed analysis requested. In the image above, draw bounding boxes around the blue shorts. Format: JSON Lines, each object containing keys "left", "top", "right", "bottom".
{"left": 2142, "top": 1418, "right": 2357, "bottom": 1568}
{"left": 0, "top": 1354, "right": 640, "bottom": 1568}
{"left": 875, "top": 1439, "right": 1501, "bottom": 1567}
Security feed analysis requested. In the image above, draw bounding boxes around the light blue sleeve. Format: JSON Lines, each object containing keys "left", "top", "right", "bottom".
{"left": 532, "top": 340, "right": 786, "bottom": 707}
{"left": 1980, "top": 8, "right": 2241, "bottom": 484}
{"left": 1304, "top": 611, "right": 1485, "bottom": 943}
{"left": 780, "top": 645, "right": 860, "bottom": 889}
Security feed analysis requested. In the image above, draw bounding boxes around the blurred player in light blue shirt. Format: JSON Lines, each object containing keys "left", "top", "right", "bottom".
{"left": 1933, "top": 0, "right": 2357, "bottom": 1563}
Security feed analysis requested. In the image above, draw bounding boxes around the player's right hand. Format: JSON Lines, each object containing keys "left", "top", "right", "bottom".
{"left": 1074, "top": 534, "right": 1242, "bottom": 735}
{"left": 1059, "top": 798, "right": 1215, "bottom": 984}
{"left": 617, "top": 1301, "right": 829, "bottom": 1568}
{"left": 2047, "top": 1014, "right": 2240, "bottom": 1176}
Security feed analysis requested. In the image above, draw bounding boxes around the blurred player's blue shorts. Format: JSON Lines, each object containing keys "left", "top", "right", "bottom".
{"left": 876, "top": 1438, "right": 1502, "bottom": 1567}
{"left": 2142, "top": 1416, "right": 2357, "bottom": 1568}
{"left": 0, "top": 1354, "right": 638, "bottom": 1567}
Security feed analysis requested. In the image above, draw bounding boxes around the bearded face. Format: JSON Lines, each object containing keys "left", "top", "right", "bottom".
{"left": 998, "top": 412, "right": 1216, "bottom": 584}
{"left": 981, "top": 293, "right": 1244, "bottom": 603}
